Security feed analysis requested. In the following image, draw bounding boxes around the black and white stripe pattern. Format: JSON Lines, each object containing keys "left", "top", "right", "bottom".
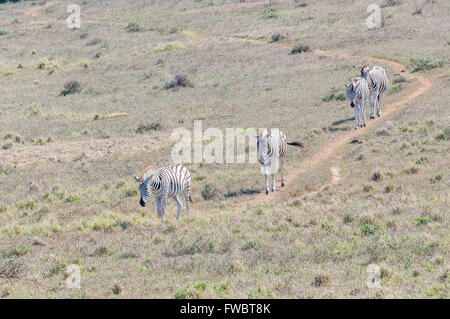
{"left": 360, "top": 66, "right": 388, "bottom": 118}
{"left": 137, "top": 164, "right": 192, "bottom": 222}
{"left": 346, "top": 77, "right": 369, "bottom": 130}
{"left": 257, "top": 128, "right": 305, "bottom": 194}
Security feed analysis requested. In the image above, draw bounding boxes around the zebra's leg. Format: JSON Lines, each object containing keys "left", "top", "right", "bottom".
{"left": 264, "top": 164, "right": 269, "bottom": 195}
{"left": 174, "top": 195, "right": 182, "bottom": 220}
{"left": 185, "top": 192, "right": 190, "bottom": 217}
{"left": 370, "top": 91, "right": 378, "bottom": 119}
{"left": 160, "top": 192, "right": 167, "bottom": 222}
{"left": 280, "top": 158, "right": 285, "bottom": 187}
{"left": 362, "top": 101, "right": 367, "bottom": 127}
{"left": 377, "top": 93, "right": 383, "bottom": 117}
{"left": 354, "top": 104, "right": 359, "bottom": 130}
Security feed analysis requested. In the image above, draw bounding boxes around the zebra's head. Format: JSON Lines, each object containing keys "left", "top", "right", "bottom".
{"left": 360, "top": 65, "right": 371, "bottom": 78}
{"left": 134, "top": 165, "right": 155, "bottom": 207}
{"left": 256, "top": 128, "right": 270, "bottom": 165}
{"left": 345, "top": 78, "right": 359, "bottom": 108}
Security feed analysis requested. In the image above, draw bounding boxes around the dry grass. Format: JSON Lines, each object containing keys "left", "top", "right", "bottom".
{"left": 0, "top": 0, "right": 448, "bottom": 299}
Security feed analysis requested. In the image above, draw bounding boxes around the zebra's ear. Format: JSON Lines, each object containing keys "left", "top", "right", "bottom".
{"left": 134, "top": 176, "right": 140, "bottom": 182}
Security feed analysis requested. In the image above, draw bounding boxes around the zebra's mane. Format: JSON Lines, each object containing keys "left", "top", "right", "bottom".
{"left": 258, "top": 128, "right": 269, "bottom": 137}
{"left": 139, "top": 165, "right": 156, "bottom": 182}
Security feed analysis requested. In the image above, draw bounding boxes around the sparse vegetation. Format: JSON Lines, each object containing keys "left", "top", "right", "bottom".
{"left": 60, "top": 80, "right": 81, "bottom": 96}
{"left": 136, "top": 121, "right": 163, "bottom": 133}
{"left": 0, "top": 0, "right": 447, "bottom": 299}
{"left": 409, "top": 55, "right": 445, "bottom": 72}
{"left": 164, "top": 72, "right": 193, "bottom": 89}
{"left": 290, "top": 43, "right": 310, "bottom": 54}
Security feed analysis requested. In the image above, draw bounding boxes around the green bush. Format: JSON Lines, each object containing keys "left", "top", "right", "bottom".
{"left": 410, "top": 55, "right": 445, "bottom": 72}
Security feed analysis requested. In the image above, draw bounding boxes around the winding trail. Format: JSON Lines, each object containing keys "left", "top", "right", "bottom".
{"left": 182, "top": 30, "right": 433, "bottom": 205}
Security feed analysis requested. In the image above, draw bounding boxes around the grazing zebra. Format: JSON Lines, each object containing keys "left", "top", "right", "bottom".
{"left": 134, "top": 164, "right": 193, "bottom": 222}
{"left": 256, "top": 128, "right": 306, "bottom": 195}
{"left": 360, "top": 65, "right": 388, "bottom": 118}
{"left": 346, "top": 77, "right": 369, "bottom": 130}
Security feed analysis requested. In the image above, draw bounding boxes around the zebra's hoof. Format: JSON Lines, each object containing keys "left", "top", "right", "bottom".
{"left": 377, "top": 114, "right": 381, "bottom": 117}
{"left": 281, "top": 182, "right": 285, "bottom": 187}
{"left": 355, "top": 127, "right": 358, "bottom": 130}
{"left": 363, "top": 123, "right": 367, "bottom": 127}
{"left": 370, "top": 115, "right": 375, "bottom": 119}
{"left": 265, "top": 190, "right": 269, "bottom": 195}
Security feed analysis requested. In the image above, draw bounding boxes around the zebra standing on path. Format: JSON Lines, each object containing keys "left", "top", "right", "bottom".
{"left": 256, "top": 128, "right": 306, "bottom": 195}
{"left": 134, "top": 164, "right": 193, "bottom": 222}
{"left": 360, "top": 65, "right": 388, "bottom": 119}
{"left": 345, "top": 77, "right": 369, "bottom": 130}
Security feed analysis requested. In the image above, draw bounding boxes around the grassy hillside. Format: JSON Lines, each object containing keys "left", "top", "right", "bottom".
{"left": 0, "top": 0, "right": 448, "bottom": 298}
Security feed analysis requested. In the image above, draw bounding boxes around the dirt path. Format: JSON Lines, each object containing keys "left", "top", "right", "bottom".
{"left": 23, "top": 1, "right": 55, "bottom": 17}
{"left": 181, "top": 30, "right": 433, "bottom": 205}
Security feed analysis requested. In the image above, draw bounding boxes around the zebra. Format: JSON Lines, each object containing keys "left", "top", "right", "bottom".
{"left": 134, "top": 164, "right": 193, "bottom": 222}
{"left": 256, "top": 128, "right": 306, "bottom": 195}
{"left": 345, "top": 77, "right": 369, "bottom": 130}
{"left": 360, "top": 65, "right": 388, "bottom": 119}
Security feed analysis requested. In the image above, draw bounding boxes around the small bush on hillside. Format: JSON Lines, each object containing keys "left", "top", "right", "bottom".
{"left": 372, "top": 171, "right": 383, "bottom": 181}
{"left": 136, "top": 121, "right": 163, "bottom": 134}
{"left": 290, "top": 43, "right": 310, "bottom": 54}
{"left": 126, "top": 23, "right": 142, "bottom": 33}
{"left": 312, "top": 273, "right": 331, "bottom": 287}
{"left": 165, "top": 72, "right": 193, "bottom": 89}
{"left": 392, "top": 76, "right": 406, "bottom": 84}
{"left": 380, "top": 0, "right": 402, "bottom": 8}
{"left": 60, "top": 80, "right": 81, "bottom": 96}
{"left": 263, "top": 6, "right": 279, "bottom": 19}
{"left": 270, "top": 33, "right": 282, "bottom": 43}
{"left": 409, "top": 55, "right": 445, "bottom": 72}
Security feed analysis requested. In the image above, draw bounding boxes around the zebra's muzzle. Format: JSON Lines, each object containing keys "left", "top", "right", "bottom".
{"left": 139, "top": 198, "right": 146, "bottom": 207}
{"left": 350, "top": 102, "right": 355, "bottom": 108}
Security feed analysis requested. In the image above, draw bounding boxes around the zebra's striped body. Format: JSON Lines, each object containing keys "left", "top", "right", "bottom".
{"left": 256, "top": 128, "right": 306, "bottom": 195}
{"left": 136, "top": 164, "right": 192, "bottom": 222}
{"left": 346, "top": 77, "right": 369, "bottom": 130}
{"left": 361, "top": 65, "right": 388, "bottom": 118}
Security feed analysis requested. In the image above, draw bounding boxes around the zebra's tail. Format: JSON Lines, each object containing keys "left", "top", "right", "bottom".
{"left": 287, "top": 141, "right": 307, "bottom": 149}
{"left": 189, "top": 195, "right": 194, "bottom": 204}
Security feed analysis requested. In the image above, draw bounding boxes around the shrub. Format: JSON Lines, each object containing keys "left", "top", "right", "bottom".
{"left": 126, "top": 23, "right": 142, "bottom": 33}
{"left": 360, "top": 224, "right": 379, "bottom": 236}
{"left": 164, "top": 72, "right": 193, "bottom": 89}
{"left": 0, "top": 260, "right": 24, "bottom": 279}
{"left": 436, "top": 129, "right": 449, "bottom": 141}
{"left": 392, "top": 76, "right": 406, "bottom": 84}
{"left": 409, "top": 55, "right": 445, "bottom": 72}
{"left": 112, "top": 284, "right": 122, "bottom": 295}
{"left": 312, "top": 273, "right": 331, "bottom": 287}
{"left": 270, "top": 33, "right": 282, "bottom": 43}
{"left": 322, "top": 91, "right": 346, "bottom": 102}
{"left": 136, "top": 121, "right": 163, "bottom": 133}
{"left": 290, "top": 43, "right": 310, "bottom": 54}
{"left": 372, "top": 171, "right": 383, "bottom": 181}
{"left": 201, "top": 183, "right": 218, "bottom": 200}
{"left": 380, "top": 0, "right": 402, "bottom": 8}
{"left": 2, "top": 142, "right": 12, "bottom": 150}
{"left": 60, "top": 80, "right": 81, "bottom": 96}
{"left": 263, "top": 6, "right": 279, "bottom": 19}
